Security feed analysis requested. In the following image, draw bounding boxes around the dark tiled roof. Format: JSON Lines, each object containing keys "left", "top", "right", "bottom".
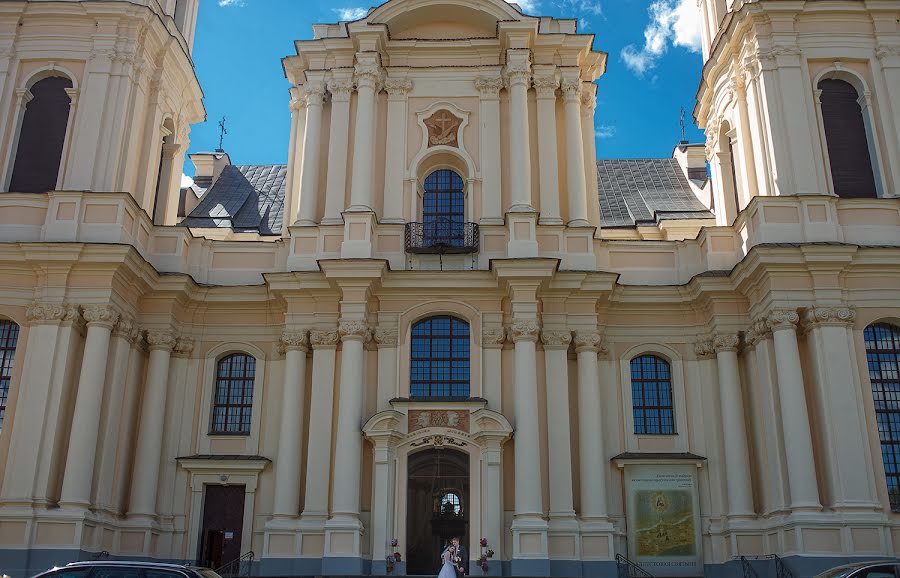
{"left": 597, "top": 158, "right": 714, "bottom": 228}
{"left": 182, "top": 158, "right": 713, "bottom": 234}
{"left": 181, "top": 164, "right": 287, "bottom": 235}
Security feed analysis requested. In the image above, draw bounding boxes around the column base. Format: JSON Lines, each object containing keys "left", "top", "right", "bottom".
{"left": 320, "top": 216, "right": 344, "bottom": 225}
{"left": 539, "top": 217, "right": 564, "bottom": 226}
{"left": 323, "top": 514, "right": 363, "bottom": 574}
{"left": 480, "top": 217, "right": 505, "bottom": 226}
{"left": 511, "top": 515, "right": 549, "bottom": 569}
{"left": 340, "top": 211, "right": 375, "bottom": 259}
{"left": 566, "top": 219, "right": 591, "bottom": 227}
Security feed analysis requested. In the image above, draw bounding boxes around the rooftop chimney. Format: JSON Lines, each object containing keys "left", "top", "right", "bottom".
{"left": 188, "top": 151, "right": 232, "bottom": 190}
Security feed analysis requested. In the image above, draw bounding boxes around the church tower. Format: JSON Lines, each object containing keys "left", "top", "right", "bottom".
{"left": 696, "top": 0, "right": 900, "bottom": 226}
{"left": 0, "top": 0, "right": 204, "bottom": 225}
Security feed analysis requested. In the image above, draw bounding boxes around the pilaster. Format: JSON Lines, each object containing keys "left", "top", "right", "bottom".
{"left": 475, "top": 74, "right": 504, "bottom": 225}
{"left": 322, "top": 75, "right": 354, "bottom": 225}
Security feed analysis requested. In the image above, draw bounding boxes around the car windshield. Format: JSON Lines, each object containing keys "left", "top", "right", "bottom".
{"left": 814, "top": 564, "right": 872, "bottom": 578}
{"left": 197, "top": 570, "right": 225, "bottom": 578}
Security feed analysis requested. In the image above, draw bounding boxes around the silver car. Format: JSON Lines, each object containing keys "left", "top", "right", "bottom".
{"left": 814, "top": 562, "right": 900, "bottom": 578}
{"left": 31, "top": 561, "right": 225, "bottom": 578}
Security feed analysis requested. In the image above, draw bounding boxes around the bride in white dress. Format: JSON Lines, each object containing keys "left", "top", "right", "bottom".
{"left": 437, "top": 543, "right": 460, "bottom": 578}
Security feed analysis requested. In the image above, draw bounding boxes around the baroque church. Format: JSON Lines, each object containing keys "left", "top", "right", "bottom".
{"left": 0, "top": 0, "right": 898, "bottom": 576}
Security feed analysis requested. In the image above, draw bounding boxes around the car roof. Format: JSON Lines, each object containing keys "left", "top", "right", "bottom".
{"left": 815, "top": 561, "right": 900, "bottom": 577}
{"left": 63, "top": 562, "right": 201, "bottom": 570}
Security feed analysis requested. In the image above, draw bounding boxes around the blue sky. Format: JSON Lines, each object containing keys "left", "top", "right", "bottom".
{"left": 185, "top": 0, "right": 705, "bottom": 175}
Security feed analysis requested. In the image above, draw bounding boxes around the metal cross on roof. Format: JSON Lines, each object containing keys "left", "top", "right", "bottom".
{"left": 679, "top": 106, "right": 686, "bottom": 143}
{"left": 217, "top": 116, "right": 227, "bottom": 152}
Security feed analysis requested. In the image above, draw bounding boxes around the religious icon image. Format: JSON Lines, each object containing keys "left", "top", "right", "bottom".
{"left": 424, "top": 110, "right": 462, "bottom": 148}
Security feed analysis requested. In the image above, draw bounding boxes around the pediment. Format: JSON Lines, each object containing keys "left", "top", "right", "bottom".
{"left": 367, "top": 0, "right": 529, "bottom": 40}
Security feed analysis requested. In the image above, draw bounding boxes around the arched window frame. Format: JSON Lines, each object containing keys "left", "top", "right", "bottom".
{"left": 714, "top": 118, "right": 741, "bottom": 226}
{"left": 0, "top": 318, "right": 21, "bottom": 430}
{"left": 863, "top": 322, "right": 900, "bottom": 510}
{"left": 629, "top": 354, "right": 676, "bottom": 435}
{"left": 409, "top": 315, "right": 471, "bottom": 399}
{"left": 812, "top": 68, "right": 886, "bottom": 199}
{"left": 2, "top": 66, "right": 80, "bottom": 192}
{"left": 210, "top": 352, "right": 256, "bottom": 435}
{"left": 198, "top": 344, "right": 266, "bottom": 455}
{"left": 620, "top": 345, "right": 688, "bottom": 451}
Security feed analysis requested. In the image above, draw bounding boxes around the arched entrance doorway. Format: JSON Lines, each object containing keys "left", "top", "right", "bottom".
{"left": 406, "top": 448, "right": 470, "bottom": 575}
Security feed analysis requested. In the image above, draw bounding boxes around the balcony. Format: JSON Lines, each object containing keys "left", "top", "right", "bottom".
{"left": 404, "top": 220, "right": 479, "bottom": 254}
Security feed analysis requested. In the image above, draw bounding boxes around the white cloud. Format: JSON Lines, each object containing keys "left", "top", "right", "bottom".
{"left": 218, "top": 0, "right": 245, "bottom": 6}
{"left": 621, "top": 0, "right": 702, "bottom": 76}
{"left": 181, "top": 173, "right": 195, "bottom": 188}
{"left": 334, "top": 7, "right": 369, "bottom": 20}
{"left": 596, "top": 125, "right": 616, "bottom": 139}
{"left": 509, "top": 0, "right": 539, "bottom": 14}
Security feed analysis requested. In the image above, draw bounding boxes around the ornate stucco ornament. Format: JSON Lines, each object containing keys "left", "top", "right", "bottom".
{"left": 560, "top": 77, "right": 582, "bottom": 103}
{"left": 574, "top": 330, "right": 606, "bottom": 353}
{"left": 146, "top": 329, "right": 178, "bottom": 352}
{"left": 481, "top": 326, "right": 505, "bottom": 349}
{"left": 766, "top": 308, "right": 800, "bottom": 331}
{"left": 338, "top": 319, "right": 371, "bottom": 342}
{"left": 26, "top": 302, "right": 75, "bottom": 324}
{"left": 693, "top": 338, "right": 716, "bottom": 359}
{"left": 410, "top": 434, "right": 466, "bottom": 448}
{"left": 302, "top": 81, "right": 327, "bottom": 105}
{"left": 354, "top": 61, "right": 384, "bottom": 90}
{"left": 113, "top": 315, "right": 137, "bottom": 340}
{"left": 82, "top": 304, "right": 121, "bottom": 329}
{"left": 713, "top": 333, "right": 741, "bottom": 353}
{"left": 803, "top": 307, "right": 856, "bottom": 328}
{"left": 374, "top": 327, "right": 398, "bottom": 347}
{"left": 540, "top": 329, "right": 572, "bottom": 349}
{"left": 474, "top": 75, "right": 504, "bottom": 98}
{"left": 532, "top": 75, "right": 560, "bottom": 99}
{"left": 326, "top": 77, "right": 354, "bottom": 102}
{"left": 384, "top": 77, "right": 413, "bottom": 96}
{"left": 503, "top": 61, "right": 532, "bottom": 88}
{"left": 281, "top": 330, "right": 309, "bottom": 351}
{"left": 424, "top": 109, "right": 462, "bottom": 148}
{"left": 507, "top": 319, "right": 540, "bottom": 343}
{"left": 309, "top": 328, "right": 340, "bottom": 348}
{"left": 173, "top": 336, "right": 195, "bottom": 358}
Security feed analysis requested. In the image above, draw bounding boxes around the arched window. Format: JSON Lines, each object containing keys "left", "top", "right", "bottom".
{"left": 439, "top": 491, "right": 462, "bottom": 516}
{"left": 9, "top": 76, "right": 73, "bottom": 193}
{"left": 211, "top": 353, "right": 256, "bottom": 434}
{"left": 864, "top": 322, "right": 900, "bottom": 509}
{"left": 630, "top": 354, "right": 675, "bottom": 435}
{"left": 410, "top": 315, "right": 470, "bottom": 398}
{"left": 818, "top": 78, "right": 878, "bottom": 198}
{"left": 0, "top": 320, "right": 21, "bottom": 428}
{"left": 422, "top": 169, "right": 465, "bottom": 247}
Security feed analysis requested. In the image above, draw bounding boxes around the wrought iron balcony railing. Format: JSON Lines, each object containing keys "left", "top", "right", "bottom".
{"left": 404, "top": 220, "right": 479, "bottom": 254}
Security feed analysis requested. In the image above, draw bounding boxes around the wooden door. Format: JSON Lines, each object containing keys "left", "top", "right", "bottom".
{"left": 199, "top": 484, "right": 246, "bottom": 569}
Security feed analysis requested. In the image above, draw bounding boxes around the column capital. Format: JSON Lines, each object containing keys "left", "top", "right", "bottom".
{"left": 803, "top": 306, "right": 856, "bottom": 328}
{"left": 303, "top": 81, "right": 327, "bottom": 105}
{"left": 573, "top": 330, "right": 605, "bottom": 353}
{"left": 508, "top": 319, "right": 540, "bottom": 343}
{"left": 384, "top": 77, "right": 413, "bottom": 97}
{"left": 876, "top": 44, "right": 900, "bottom": 64}
{"left": 580, "top": 86, "right": 596, "bottom": 112}
{"left": 327, "top": 77, "right": 355, "bottom": 102}
{"left": 339, "top": 319, "right": 371, "bottom": 342}
{"left": 172, "top": 336, "right": 194, "bottom": 358}
{"left": 560, "top": 77, "right": 581, "bottom": 103}
{"left": 766, "top": 308, "right": 800, "bottom": 332}
{"left": 540, "top": 329, "right": 571, "bottom": 350}
{"left": 281, "top": 330, "right": 310, "bottom": 352}
{"left": 81, "top": 304, "right": 120, "bottom": 329}
{"left": 113, "top": 315, "right": 140, "bottom": 342}
{"left": 146, "top": 329, "right": 177, "bottom": 352}
{"left": 310, "top": 328, "right": 340, "bottom": 349}
{"left": 482, "top": 326, "right": 506, "bottom": 349}
{"left": 713, "top": 333, "right": 741, "bottom": 353}
{"left": 354, "top": 61, "right": 384, "bottom": 90}
{"left": 693, "top": 338, "right": 716, "bottom": 359}
{"left": 26, "top": 301, "right": 78, "bottom": 325}
{"left": 746, "top": 317, "right": 772, "bottom": 346}
{"left": 374, "top": 326, "right": 398, "bottom": 347}
{"left": 475, "top": 75, "right": 504, "bottom": 98}
{"left": 533, "top": 75, "right": 559, "bottom": 99}
{"left": 504, "top": 62, "right": 532, "bottom": 88}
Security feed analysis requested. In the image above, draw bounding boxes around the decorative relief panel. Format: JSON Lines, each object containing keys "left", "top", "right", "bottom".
{"left": 409, "top": 409, "right": 470, "bottom": 433}
{"left": 424, "top": 109, "right": 462, "bottom": 148}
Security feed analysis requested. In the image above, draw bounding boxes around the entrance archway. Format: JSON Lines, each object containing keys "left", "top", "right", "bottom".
{"left": 406, "top": 448, "right": 470, "bottom": 575}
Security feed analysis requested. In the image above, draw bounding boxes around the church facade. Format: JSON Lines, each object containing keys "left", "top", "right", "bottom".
{"left": 0, "top": 0, "right": 899, "bottom": 577}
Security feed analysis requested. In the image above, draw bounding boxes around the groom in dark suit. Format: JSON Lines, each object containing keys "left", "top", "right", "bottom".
{"left": 450, "top": 537, "right": 468, "bottom": 576}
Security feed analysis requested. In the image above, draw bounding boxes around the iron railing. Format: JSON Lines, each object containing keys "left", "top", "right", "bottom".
{"left": 92, "top": 551, "right": 110, "bottom": 561}
{"left": 774, "top": 555, "right": 795, "bottom": 578}
{"left": 740, "top": 556, "right": 762, "bottom": 578}
{"left": 738, "top": 554, "right": 795, "bottom": 578}
{"left": 404, "top": 220, "right": 479, "bottom": 254}
{"left": 214, "top": 551, "right": 254, "bottom": 578}
{"left": 616, "top": 553, "right": 654, "bottom": 578}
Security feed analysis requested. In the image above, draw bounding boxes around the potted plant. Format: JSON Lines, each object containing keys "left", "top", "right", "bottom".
{"left": 476, "top": 538, "right": 494, "bottom": 573}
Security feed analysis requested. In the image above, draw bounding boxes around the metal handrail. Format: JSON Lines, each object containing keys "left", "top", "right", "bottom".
{"left": 404, "top": 221, "right": 479, "bottom": 254}
{"left": 740, "top": 555, "right": 762, "bottom": 578}
{"left": 615, "top": 553, "right": 654, "bottom": 578}
{"left": 737, "top": 554, "right": 795, "bottom": 578}
{"left": 214, "top": 551, "right": 254, "bottom": 578}
{"left": 774, "top": 554, "right": 795, "bottom": 578}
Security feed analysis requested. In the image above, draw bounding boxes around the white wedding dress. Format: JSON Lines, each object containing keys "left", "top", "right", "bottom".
{"left": 437, "top": 546, "right": 458, "bottom": 578}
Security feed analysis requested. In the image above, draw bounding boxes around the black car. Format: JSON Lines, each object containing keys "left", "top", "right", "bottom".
{"left": 814, "top": 562, "right": 900, "bottom": 578}
{"left": 31, "top": 562, "right": 224, "bottom": 578}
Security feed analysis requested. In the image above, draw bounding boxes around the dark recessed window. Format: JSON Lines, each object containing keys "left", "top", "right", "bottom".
{"left": 818, "top": 78, "right": 878, "bottom": 198}
{"left": 631, "top": 354, "right": 675, "bottom": 435}
{"left": 864, "top": 323, "right": 900, "bottom": 510}
{"left": 423, "top": 169, "right": 465, "bottom": 247}
{"left": 9, "top": 76, "right": 73, "bottom": 193}
{"left": 211, "top": 353, "right": 255, "bottom": 434}
{"left": 410, "top": 316, "right": 470, "bottom": 398}
{"left": 0, "top": 320, "right": 20, "bottom": 429}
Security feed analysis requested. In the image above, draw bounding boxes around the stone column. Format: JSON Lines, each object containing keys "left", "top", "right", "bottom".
{"left": 367, "top": 428, "right": 402, "bottom": 573}
{"left": 505, "top": 53, "right": 534, "bottom": 212}
{"left": 475, "top": 75, "right": 504, "bottom": 224}
{"left": 575, "top": 330, "right": 609, "bottom": 521}
{"left": 804, "top": 307, "right": 880, "bottom": 510}
{"left": 67, "top": 46, "right": 114, "bottom": 190}
{"left": 533, "top": 75, "right": 562, "bottom": 225}
{"left": 272, "top": 330, "right": 309, "bottom": 519}
{"left": 59, "top": 304, "right": 120, "bottom": 508}
{"left": 348, "top": 58, "right": 382, "bottom": 212}
{"left": 323, "top": 77, "right": 354, "bottom": 224}
{"left": 732, "top": 76, "right": 759, "bottom": 199}
{"left": 561, "top": 76, "right": 589, "bottom": 227}
{"left": 375, "top": 326, "right": 398, "bottom": 411}
{"left": 541, "top": 330, "right": 576, "bottom": 525}
{"left": 471, "top": 429, "right": 507, "bottom": 576}
{"left": 481, "top": 325, "right": 505, "bottom": 410}
{"left": 128, "top": 328, "right": 177, "bottom": 519}
{"left": 297, "top": 82, "right": 326, "bottom": 225}
{"left": 324, "top": 320, "right": 370, "bottom": 572}
{"left": 712, "top": 333, "right": 754, "bottom": 518}
{"left": 301, "top": 328, "right": 340, "bottom": 522}
{"left": 767, "top": 309, "right": 821, "bottom": 511}
{"left": 383, "top": 78, "right": 413, "bottom": 223}
{"left": 283, "top": 89, "right": 306, "bottom": 235}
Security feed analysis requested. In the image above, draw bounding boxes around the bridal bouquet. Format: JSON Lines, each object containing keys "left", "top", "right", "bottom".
{"left": 450, "top": 546, "right": 464, "bottom": 572}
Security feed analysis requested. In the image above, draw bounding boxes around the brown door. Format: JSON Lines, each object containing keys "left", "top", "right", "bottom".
{"left": 199, "top": 484, "right": 246, "bottom": 569}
